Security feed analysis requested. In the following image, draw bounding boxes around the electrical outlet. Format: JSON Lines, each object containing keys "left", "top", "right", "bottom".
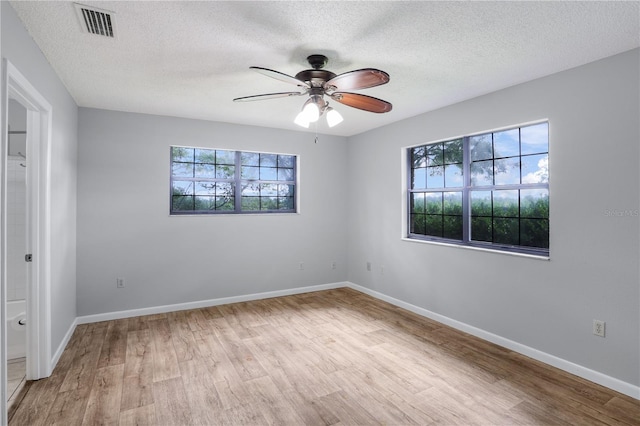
{"left": 299, "top": 262, "right": 304, "bottom": 270}
{"left": 593, "top": 319, "right": 605, "bottom": 337}
{"left": 116, "top": 277, "right": 125, "bottom": 288}
{"left": 366, "top": 261, "right": 371, "bottom": 271}
{"left": 331, "top": 261, "right": 336, "bottom": 270}
{"left": 380, "top": 265, "right": 384, "bottom": 275}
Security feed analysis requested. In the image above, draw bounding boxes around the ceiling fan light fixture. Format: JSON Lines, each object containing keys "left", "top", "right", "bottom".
{"left": 302, "top": 101, "right": 320, "bottom": 123}
{"left": 294, "top": 111, "right": 310, "bottom": 128}
{"left": 326, "top": 107, "right": 344, "bottom": 128}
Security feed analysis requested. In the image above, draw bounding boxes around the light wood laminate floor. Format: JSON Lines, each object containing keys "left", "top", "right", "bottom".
{"left": 8, "top": 288, "right": 639, "bottom": 425}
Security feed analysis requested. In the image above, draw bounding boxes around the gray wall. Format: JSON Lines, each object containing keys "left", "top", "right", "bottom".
{"left": 76, "top": 109, "right": 348, "bottom": 315}
{"left": 347, "top": 49, "right": 640, "bottom": 387}
{"left": 2, "top": 2, "right": 78, "bottom": 358}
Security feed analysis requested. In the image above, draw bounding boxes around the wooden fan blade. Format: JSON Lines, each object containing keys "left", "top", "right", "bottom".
{"left": 250, "top": 67, "right": 310, "bottom": 88}
{"left": 331, "top": 92, "right": 392, "bottom": 113}
{"left": 233, "top": 92, "right": 306, "bottom": 102}
{"left": 325, "top": 68, "right": 390, "bottom": 91}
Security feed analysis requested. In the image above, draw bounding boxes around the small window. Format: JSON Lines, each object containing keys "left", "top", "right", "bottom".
{"left": 171, "top": 147, "right": 296, "bottom": 214}
{"left": 408, "top": 122, "right": 549, "bottom": 255}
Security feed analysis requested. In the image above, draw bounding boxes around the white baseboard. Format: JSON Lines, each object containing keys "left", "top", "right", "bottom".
{"left": 345, "top": 282, "right": 640, "bottom": 400}
{"left": 51, "top": 316, "right": 78, "bottom": 373}
{"left": 76, "top": 282, "right": 347, "bottom": 325}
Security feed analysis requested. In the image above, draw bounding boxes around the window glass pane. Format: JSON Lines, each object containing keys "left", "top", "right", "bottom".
{"left": 260, "top": 183, "right": 278, "bottom": 197}
{"left": 471, "top": 191, "right": 492, "bottom": 216}
{"left": 520, "top": 189, "right": 549, "bottom": 219}
{"left": 412, "top": 146, "right": 427, "bottom": 168}
{"left": 172, "top": 147, "right": 193, "bottom": 162}
{"left": 427, "top": 144, "right": 444, "bottom": 166}
{"left": 277, "top": 168, "right": 294, "bottom": 181}
{"left": 260, "top": 154, "right": 277, "bottom": 167}
{"left": 215, "top": 165, "right": 234, "bottom": 179}
{"left": 521, "top": 154, "right": 548, "bottom": 184}
{"left": 194, "top": 163, "right": 215, "bottom": 178}
{"left": 493, "top": 129, "right": 519, "bottom": 158}
{"left": 470, "top": 160, "right": 493, "bottom": 186}
{"left": 411, "top": 193, "right": 425, "bottom": 214}
{"left": 443, "top": 216, "right": 463, "bottom": 240}
{"left": 413, "top": 168, "right": 426, "bottom": 189}
{"left": 241, "top": 152, "right": 259, "bottom": 166}
{"left": 278, "top": 155, "right": 294, "bottom": 168}
{"left": 195, "top": 182, "right": 216, "bottom": 195}
{"left": 241, "top": 166, "right": 259, "bottom": 180}
{"left": 470, "top": 134, "right": 492, "bottom": 161}
{"left": 172, "top": 180, "right": 193, "bottom": 196}
{"left": 425, "top": 192, "right": 442, "bottom": 214}
{"left": 493, "top": 218, "right": 519, "bottom": 245}
{"left": 241, "top": 197, "right": 260, "bottom": 211}
{"left": 216, "top": 150, "right": 235, "bottom": 165}
{"left": 425, "top": 215, "right": 443, "bottom": 237}
{"left": 493, "top": 190, "right": 519, "bottom": 217}
{"left": 278, "top": 197, "right": 294, "bottom": 210}
{"left": 172, "top": 195, "right": 194, "bottom": 211}
{"left": 261, "top": 197, "right": 278, "bottom": 210}
{"left": 260, "top": 167, "right": 277, "bottom": 181}
{"left": 521, "top": 219, "right": 549, "bottom": 248}
{"left": 278, "top": 184, "right": 294, "bottom": 197}
{"left": 241, "top": 183, "right": 260, "bottom": 196}
{"left": 411, "top": 214, "right": 426, "bottom": 234}
{"left": 195, "top": 149, "right": 215, "bottom": 164}
{"left": 172, "top": 162, "right": 194, "bottom": 178}
{"left": 427, "top": 166, "right": 444, "bottom": 188}
{"left": 217, "top": 196, "right": 234, "bottom": 211}
{"left": 216, "top": 182, "right": 234, "bottom": 197}
{"left": 443, "top": 192, "right": 462, "bottom": 215}
{"left": 444, "top": 164, "right": 463, "bottom": 187}
{"left": 494, "top": 157, "right": 520, "bottom": 185}
{"left": 443, "top": 139, "right": 463, "bottom": 164}
{"left": 521, "top": 122, "right": 548, "bottom": 155}
{"left": 195, "top": 196, "right": 216, "bottom": 210}
{"left": 471, "top": 217, "right": 492, "bottom": 242}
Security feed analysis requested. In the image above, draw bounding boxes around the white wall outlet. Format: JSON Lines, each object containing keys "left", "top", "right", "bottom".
{"left": 299, "top": 262, "right": 304, "bottom": 270}
{"left": 593, "top": 319, "right": 605, "bottom": 337}
{"left": 366, "top": 261, "right": 371, "bottom": 271}
{"left": 116, "top": 277, "right": 125, "bottom": 288}
{"left": 331, "top": 261, "right": 336, "bottom": 270}
{"left": 380, "top": 265, "right": 384, "bottom": 275}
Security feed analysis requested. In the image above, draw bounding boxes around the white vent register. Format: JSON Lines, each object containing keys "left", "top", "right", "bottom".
{"left": 74, "top": 3, "right": 116, "bottom": 38}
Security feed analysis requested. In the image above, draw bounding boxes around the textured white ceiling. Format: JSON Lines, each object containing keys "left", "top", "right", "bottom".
{"left": 9, "top": 1, "right": 640, "bottom": 136}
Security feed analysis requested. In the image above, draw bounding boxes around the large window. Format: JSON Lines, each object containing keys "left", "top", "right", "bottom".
{"left": 408, "top": 122, "right": 549, "bottom": 255}
{"left": 171, "top": 147, "right": 296, "bottom": 214}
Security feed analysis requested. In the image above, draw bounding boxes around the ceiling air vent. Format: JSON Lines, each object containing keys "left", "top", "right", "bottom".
{"left": 74, "top": 3, "right": 116, "bottom": 38}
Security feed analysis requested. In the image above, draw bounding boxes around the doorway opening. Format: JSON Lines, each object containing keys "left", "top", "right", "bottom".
{"left": 1, "top": 59, "right": 53, "bottom": 424}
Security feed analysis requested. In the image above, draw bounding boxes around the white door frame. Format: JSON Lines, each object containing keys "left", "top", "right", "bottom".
{"left": 1, "top": 59, "right": 52, "bottom": 423}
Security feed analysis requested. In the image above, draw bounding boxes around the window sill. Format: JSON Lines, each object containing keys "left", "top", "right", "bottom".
{"left": 401, "top": 237, "right": 550, "bottom": 261}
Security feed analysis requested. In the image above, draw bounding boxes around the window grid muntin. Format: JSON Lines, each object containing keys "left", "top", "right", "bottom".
{"left": 408, "top": 122, "right": 549, "bottom": 255}
{"left": 171, "top": 147, "right": 296, "bottom": 215}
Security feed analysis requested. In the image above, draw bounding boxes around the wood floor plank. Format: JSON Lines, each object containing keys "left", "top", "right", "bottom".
{"left": 97, "top": 319, "right": 129, "bottom": 369}
{"left": 118, "top": 404, "right": 157, "bottom": 426}
{"left": 152, "top": 377, "right": 193, "bottom": 425}
{"left": 81, "top": 364, "right": 124, "bottom": 426}
{"left": 9, "top": 288, "right": 639, "bottom": 426}
{"left": 179, "top": 359, "right": 223, "bottom": 424}
{"left": 209, "top": 316, "right": 268, "bottom": 381}
{"left": 166, "top": 310, "right": 201, "bottom": 362}
{"left": 148, "top": 318, "right": 181, "bottom": 382}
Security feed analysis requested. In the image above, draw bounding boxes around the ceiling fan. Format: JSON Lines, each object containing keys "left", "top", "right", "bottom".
{"left": 233, "top": 54, "right": 392, "bottom": 128}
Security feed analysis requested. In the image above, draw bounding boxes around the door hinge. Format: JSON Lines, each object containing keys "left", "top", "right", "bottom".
{"left": 25, "top": 254, "right": 32, "bottom": 262}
